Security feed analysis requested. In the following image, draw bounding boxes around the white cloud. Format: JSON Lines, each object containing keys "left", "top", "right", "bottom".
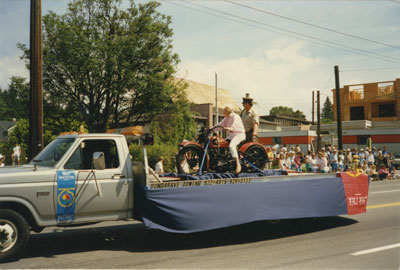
{"left": 0, "top": 56, "right": 28, "bottom": 89}
{"left": 176, "top": 41, "right": 326, "bottom": 120}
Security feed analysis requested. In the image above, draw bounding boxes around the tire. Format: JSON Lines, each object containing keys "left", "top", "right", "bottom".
{"left": 176, "top": 145, "right": 204, "bottom": 174}
{"left": 242, "top": 144, "right": 267, "bottom": 173}
{"left": 0, "top": 209, "right": 30, "bottom": 263}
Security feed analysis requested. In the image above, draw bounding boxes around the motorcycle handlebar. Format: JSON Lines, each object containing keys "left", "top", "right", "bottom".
{"left": 210, "top": 125, "right": 223, "bottom": 131}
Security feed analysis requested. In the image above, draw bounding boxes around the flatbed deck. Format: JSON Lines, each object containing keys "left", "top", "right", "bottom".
{"left": 135, "top": 171, "right": 369, "bottom": 233}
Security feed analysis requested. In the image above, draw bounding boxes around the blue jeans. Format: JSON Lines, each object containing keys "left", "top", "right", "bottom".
{"left": 331, "top": 162, "right": 338, "bottom": 172}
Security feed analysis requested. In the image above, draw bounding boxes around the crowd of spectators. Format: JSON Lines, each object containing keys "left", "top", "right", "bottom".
{"left": 268, "top": 144, "right": 399, "bottom": 180}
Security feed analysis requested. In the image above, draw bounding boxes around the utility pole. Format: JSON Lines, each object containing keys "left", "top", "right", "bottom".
{"left": 335, "top": 65, "right": 343, "bottom": 150}
{"left": 215, "top": 72, "right": 218, "bottom": 126}
{"left": 312, "top": 91, "right": 315, "bottom": 124}
{"left": 317, "top": 90, "right": 321, "bottom": 152}
{"left": 29, "top": 0, "right": 44, "bottom": 160}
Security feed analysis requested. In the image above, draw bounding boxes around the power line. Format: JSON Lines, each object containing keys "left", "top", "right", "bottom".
{"left": 167, "top": 0, "right": 400, "bottom": 64}
{"left": 341, "top": 67, "right": 400, "bottom": 72}
{"left": 388, "top": 0, "right": 400, "bottom": 4}
{"left": 321, "top": 72, "right": 335, "bottom": 92}
{"left": 224, "top": 0, "right": 400, "bottom": 51}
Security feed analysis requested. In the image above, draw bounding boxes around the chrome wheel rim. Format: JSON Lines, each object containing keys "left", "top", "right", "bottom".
{"left": 0, "top": 219, "right": 18, "bottom": 253}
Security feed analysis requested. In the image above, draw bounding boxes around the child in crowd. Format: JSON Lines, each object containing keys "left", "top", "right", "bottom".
{"left": 285, "top": 152, "right": 292, "bottom": 170}
{"left": 338, "top": 156, "right": 344, "bottom": 172}
{"left": 311, "top": 153, "right": 318, "bottom": 173}
{"left": 378, "top": 165, "right": 389, "bottom": 180}
{"left": 294, "top": 152, "right": 302, "bottom": 172}
{"left": 367, "top": 165, "right": 378, "bottom": 181}
{"left": 0, "top": 154, "right": 5, "bottom": 167}
{"left": 391, "top": 168, "right": 399, "bottom": 179}
{"left": 279, "top": 153, "right": 288, "bottom": 170}
{"left": 356, "top": 163, "right": 364, "bottom": 174}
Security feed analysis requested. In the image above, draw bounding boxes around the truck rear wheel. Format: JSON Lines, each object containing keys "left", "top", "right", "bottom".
{"left": 242, "top": 144, "right": 267, "bottom": 173}
{"left": 0, "top": 209, "right": 30, "bottom": 262}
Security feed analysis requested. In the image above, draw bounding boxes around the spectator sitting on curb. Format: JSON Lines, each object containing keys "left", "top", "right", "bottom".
{"left": 367, "top": 165, "right": 378, "bottom": 181}
{"left": 279, "top": 153, "right": 289, "bottom": 170}
{"left": 0, "top": 154, "right": 5, "bottom": 167}
{"left": 311, "top": 153, "right": 318, "bottom": 173}
{"left": 378, "top": 165, "right": 389, "bottom": 180}
{"left": 391, "top": 168, "right": 399, "bottom": 180}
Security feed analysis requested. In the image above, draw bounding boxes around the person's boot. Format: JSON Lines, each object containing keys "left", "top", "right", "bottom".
{"left": 235, "top": 163, "right": 241, "bottom": 174}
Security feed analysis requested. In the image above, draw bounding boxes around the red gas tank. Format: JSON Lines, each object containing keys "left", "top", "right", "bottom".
{"left": 209, "top": 136, "right": 230, "bottom": 148}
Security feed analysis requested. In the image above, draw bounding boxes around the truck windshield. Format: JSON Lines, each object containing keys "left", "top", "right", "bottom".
{"left": 29, "top": 138, "right": 75, "bottom": 167}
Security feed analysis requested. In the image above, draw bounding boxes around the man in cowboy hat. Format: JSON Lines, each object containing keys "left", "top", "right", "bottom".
{"left": 241, "top": 93, "right": 259, "bottom": 142}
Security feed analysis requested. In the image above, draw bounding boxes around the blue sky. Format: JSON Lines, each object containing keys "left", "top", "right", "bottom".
{"left": 1, "top": 0, "right": 400, "bottom": 119}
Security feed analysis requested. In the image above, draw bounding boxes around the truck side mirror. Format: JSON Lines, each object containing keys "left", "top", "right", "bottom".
{"left": 93, "top": 152, "right": 105, "bottom": 170}
{"left": 143, "top": 133, "right": 154, "bottom": 146}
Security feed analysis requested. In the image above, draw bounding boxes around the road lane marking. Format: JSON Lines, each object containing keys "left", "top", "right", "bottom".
{"left": 371, "top": 189, "right": 400, "bottom": 194}
{"left": 367, "top": 202, "right": 400, "bottom": 209}
{"left": 351, "top": 243, "right": 400, "bottom": 256}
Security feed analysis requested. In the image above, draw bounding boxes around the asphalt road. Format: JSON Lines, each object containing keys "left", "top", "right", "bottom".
{"left": 3, "top": 179, "right": 400, "bottom": 269}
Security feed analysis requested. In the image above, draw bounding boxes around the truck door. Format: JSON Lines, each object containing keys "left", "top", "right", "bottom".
{"left": 57, "top": 138, "right": 129, "bottom": 223}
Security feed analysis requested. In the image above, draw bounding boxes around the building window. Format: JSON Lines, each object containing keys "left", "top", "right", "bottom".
{"left": 379, "top": 103, "right": 396, "bottom": 117}
{"left": 372, "top": 102, "right": 396, "bottom": 118}
{"left": 377, "top": 82, "right": 394, "bottom": 96}
{"left": 350, "top": 106, "right": 365, "bottom": 120}
{"left": 349, "top": 85, "right": 364, "bottom": 101}
{"left": 357, "top": 135, "right": 370, "bottom": 145}
{"left": 272, "top": 137, "right": 282, "bottom": 145}
{"left": 2, "top": 131, "right": 7, "bottom": 137}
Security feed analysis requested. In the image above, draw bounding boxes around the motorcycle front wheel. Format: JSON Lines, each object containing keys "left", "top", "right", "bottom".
{"left": 176, "top": 145, "right": 204, "bottom": 174}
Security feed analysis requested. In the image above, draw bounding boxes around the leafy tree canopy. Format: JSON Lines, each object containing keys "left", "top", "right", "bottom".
{"left": 150, "top": 79, "right": 198, "bottom": 146}
{"left": 269, "top": 106, "right": 306, "bottom": 120}
{"left": 19, "top": 0, "right": 182, "bottom": 133}
{"left": 0, "top": 76, "right": 29, "bottom": 121}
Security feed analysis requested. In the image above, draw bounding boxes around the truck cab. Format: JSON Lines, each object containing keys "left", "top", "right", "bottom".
{"left": 0, "top": 133, "right": 143, "bottom": 262}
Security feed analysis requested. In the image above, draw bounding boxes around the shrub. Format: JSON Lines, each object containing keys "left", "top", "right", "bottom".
{"left": 129, "top": 143, "right": 179, "bottom": 173}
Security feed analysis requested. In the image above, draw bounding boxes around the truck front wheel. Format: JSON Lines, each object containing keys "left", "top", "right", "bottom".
{"left": 0, "top": 209, "right": 30, "bottom": 262}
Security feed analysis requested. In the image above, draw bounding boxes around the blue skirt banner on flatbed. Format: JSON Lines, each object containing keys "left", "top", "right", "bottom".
{"left": 56, "top": 170, "right": 76, "bottom": 222}
{"left": 134, "top": 173, "right": 369, "bottom": 233}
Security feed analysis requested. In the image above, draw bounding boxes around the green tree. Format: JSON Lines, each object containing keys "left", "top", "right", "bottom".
{"left": 0, "top": 76, "right": 29, "bottom": 121}
{"left": 269, "top": 106, "right": 306, "bottom": 120}
{"left": 0, "top": 76, "right": 84, "bottom": 142}
{"left": 19, "top": 0, "right": 181, "bottom": 132}
{"left": 150, "top": 79, "right": 198, "bottom": 146}
{"left": 321, "top": 96, "right": 334, "bottom": 121}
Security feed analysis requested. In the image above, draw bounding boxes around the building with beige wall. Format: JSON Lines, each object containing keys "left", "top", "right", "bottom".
{"left": 181, "top": 78, "right": 279, "bottom": 131}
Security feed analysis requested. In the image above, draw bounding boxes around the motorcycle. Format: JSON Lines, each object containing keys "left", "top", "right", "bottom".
{"left": 176, "top": 125, "right": 269, "bottom": 175}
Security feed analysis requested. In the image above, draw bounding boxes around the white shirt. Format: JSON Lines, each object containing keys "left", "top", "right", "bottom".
{"left": 216, "top": 112, "right": 245, "bottom": 139}
{"left": 367, "top": 153, "right": 375, "bottom": 164}
{"left": 319, "top": 157, "right": 328, "bottom": 171}
{"left": 13, "top": 145, "right": 21, "bottom": 155}
{"left": 155, "top": 161, "right": 164, "bottom": 175}
{"left": 311, "top": 158, "right": 318, "bottom": 169}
